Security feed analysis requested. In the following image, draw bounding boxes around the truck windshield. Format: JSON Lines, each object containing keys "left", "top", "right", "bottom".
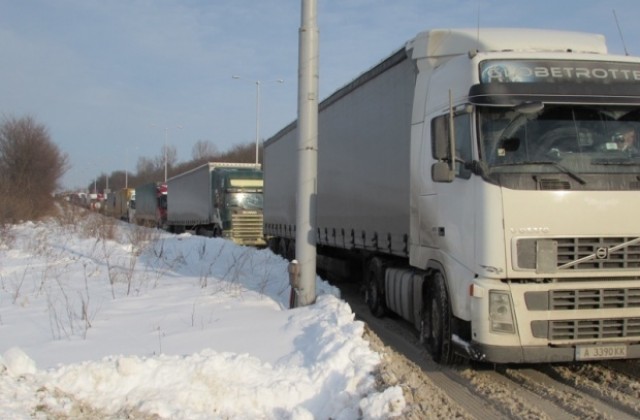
{"left": 478, "top": 105, "right": 640, "bottom": 184}
{"left": 226, "top": 192, "right": 263, "bottom": 210}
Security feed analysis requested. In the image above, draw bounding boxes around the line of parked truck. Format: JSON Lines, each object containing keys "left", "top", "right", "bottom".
{"left": 86, "top": 27, "right": 640, "bottom": 366}
{"left": 99, "top": 162, "right": 265, "bottom": 247}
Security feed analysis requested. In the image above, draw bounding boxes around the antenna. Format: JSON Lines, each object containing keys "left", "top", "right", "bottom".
{"left": 475, "top": 1, "right": 481, "bottom": 52}
{"left": 612, "top": 9, "right": 629, "bottom": 56}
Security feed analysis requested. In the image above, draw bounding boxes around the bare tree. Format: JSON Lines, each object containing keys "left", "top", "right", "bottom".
{"left": 217, "top": 142, "right": 257, "bottom": 163}
{"left": 136, "top": 156, "right": 156, "bottom": 175}
{"left": 134, "top": 156, "right": 160, "bottom": 186}
{"left": 0, "top": 116, "right": 68, "bottom": 223}
{"left": 191, "top": 139, "right": 218, "bottom": 162}
{"left": 153, "top": 144, "right": 177, "bottom": 170}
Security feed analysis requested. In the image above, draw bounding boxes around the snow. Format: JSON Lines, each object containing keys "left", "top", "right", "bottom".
{"left": 0, "top": 215, "right": 405, "bottom": 419}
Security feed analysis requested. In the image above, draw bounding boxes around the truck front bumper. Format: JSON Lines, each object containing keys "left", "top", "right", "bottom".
{"left": 460, "top": 341, "right": 640, "bottom": 364}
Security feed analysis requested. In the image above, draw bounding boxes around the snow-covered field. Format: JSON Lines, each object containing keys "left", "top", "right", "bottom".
{"left": 0, "top": 209, "right": 404, "bottom": 419}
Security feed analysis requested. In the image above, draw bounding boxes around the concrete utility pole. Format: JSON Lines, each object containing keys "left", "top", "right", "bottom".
{"left": 292, "top": 0, "right": 319, "bottom": 307}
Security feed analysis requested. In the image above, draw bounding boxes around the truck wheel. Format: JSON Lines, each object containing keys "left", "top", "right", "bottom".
{"left": 278, "top": 238, "right": 289, "bottom": 259}
{"left": 423, "top": 272, "right": 458, "bottom": 365}
{"left": 268, "top": 237, "right": 279, "bottom": 254}
{"left": 286, "top": 239, "right": 296, "bottom": 261}
{"left": 365, "top": 257, "right": 386, "bottom": 317}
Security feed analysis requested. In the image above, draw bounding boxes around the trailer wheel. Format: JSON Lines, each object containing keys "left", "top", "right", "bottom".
{"left": 278, "top": 238, "right": 289, "bottom": 260}
{"left": 423, "top": 272, "right": 458, "bottom": 365}
{"left": 365, "top": 257, "right": 386, "bottom": 317}
{"left": 267, "top": 237, "right": 279, "bottom": 255}
{"left": 286, "top": 239, "right": 296, "bottom": 261}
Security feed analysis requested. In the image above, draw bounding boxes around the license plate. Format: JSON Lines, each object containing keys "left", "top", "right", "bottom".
{"left": 575, "top": 344, "right": 628, "bottom": 361}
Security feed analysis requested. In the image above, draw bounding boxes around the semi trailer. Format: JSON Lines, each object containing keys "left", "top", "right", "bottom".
{"left": 166, "top": 162, "right": 265, "bottom": 246}
{"left": 104, "top": 188, "right": 134, "bottom": 221}
{"left": 264, "top": 28, "right": 640, "bottom": 364}
{"left": 134, "top": 182, "right": 167, "bottom": 228}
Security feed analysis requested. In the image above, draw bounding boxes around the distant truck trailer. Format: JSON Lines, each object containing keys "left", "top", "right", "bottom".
{"left": 104, "top": 188, "right": 134, "bottom": 221}
{"left": 128, "top": 191, "right": 136, "bottom": 224}
{"left": 167, "top": 162, "right": 265, "bottom": 246}
{"left": 134, "top": 182, "right": 167, "bottom": 228}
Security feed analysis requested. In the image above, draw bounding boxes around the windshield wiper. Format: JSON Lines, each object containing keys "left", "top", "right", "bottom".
{"left": 592, "top": 158, "right": 640, "bottom": 166}
{"left": 491, "top": 161, "right": 587, "bottom": 185}
{"left": 531, "top": 161, "right": 586, "bottom": 184}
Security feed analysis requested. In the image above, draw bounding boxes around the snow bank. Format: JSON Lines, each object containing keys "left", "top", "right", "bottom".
{"left": 0, "top": 218, "right": 404, "bottom": 418}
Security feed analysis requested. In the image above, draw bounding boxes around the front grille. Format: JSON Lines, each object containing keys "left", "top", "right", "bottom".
{"left": 558, "top": 237, "right": 640, "bottom": 269}
{"left": 552, "top": 289, "right": 640, "bottom": 310}
{"left": 539, "top": 179, "right": 571, "bottom": 190}
{"left": 526, "top": 288, "right": 640, "bottom": 310}
{"left": 532, "top": 318, "right": 640, "bottom": 340}
{"left": 230, "top": 213, "right": 265, "bottom": 244}
{"left": 517, "top": 237, "right": 640, "bottom": 270}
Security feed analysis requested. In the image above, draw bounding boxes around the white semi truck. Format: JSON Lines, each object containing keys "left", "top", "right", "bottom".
{"left": 264, "top": 28, "right": 640, "bottom": 364}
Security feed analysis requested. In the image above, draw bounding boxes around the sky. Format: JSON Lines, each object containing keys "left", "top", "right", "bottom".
{"left": 0, "top": 216, "right": 405, "bottom": 418}
{"left": 1, "top": 0, "right": 640, "bottom": 189}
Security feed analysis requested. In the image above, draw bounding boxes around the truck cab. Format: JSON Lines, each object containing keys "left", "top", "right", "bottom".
{"left": 213, "top": 168, "right": 265, "bottom": 246}
{"left": 410, "top": 29, "right": 640, "bottom": 363}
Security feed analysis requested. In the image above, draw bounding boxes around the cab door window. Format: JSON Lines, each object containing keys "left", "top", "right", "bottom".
{"left": 431, "top": 113, "right": 472, "bottom": 179}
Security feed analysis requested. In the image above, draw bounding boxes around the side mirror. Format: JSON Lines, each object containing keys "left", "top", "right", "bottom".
{"left": 432, "top": 161, "right": 454, "bottom": 182}
{"left": 432, "top": 117, "right": 449, "bottom": 160}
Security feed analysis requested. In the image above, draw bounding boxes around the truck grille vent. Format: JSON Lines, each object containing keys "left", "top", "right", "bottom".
{"left": 531, "top": 318, "right": 640, "bottom": 340}
{"left": 539, "top": 179, "right": 571, "bottom": 190}
{"left": 517, "top": 237, "right": 640, "bottom": 270}
{"left": 551, "top": 289, "right": 640, "bottom": 310}
{"left": 230, "top": 213, "right": 264, "bottom": 244}
{"left": 557, "top": 237, "right": 640, "bottom": 269}
{"left": 525, "top": 289, "right": 640, "bottom": 310}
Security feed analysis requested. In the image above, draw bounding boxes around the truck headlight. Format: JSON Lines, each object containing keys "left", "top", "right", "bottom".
{"left": 489, "top": 291, "right": 516, "bottom": 334}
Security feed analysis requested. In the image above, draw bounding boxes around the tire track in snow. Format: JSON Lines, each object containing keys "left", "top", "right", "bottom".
{"left": 337, "top": 279, "right": 640, "bottom": 419}
{"left": 341, "top": 282, "right": 507, "bottom": 419}
{"left": 541, "top": 362, "right": 640, "bottom": 419}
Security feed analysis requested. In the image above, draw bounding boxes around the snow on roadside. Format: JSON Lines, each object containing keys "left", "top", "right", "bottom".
{"left": 0, "top": 215, "right": 405, "bottom": 419}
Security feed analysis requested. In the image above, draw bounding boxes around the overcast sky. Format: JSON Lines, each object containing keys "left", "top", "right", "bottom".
{"left": 1, "top": 0, "right": 639, "bottom": 189}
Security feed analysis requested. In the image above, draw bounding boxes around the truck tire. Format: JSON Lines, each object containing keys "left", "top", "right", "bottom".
{"left": 267, "top": 237, "right": 279, "bottom": 255}
{"left": 423, "top": 272, "right": 459, "bottom": 365}
{"left": 365, "top": 257, "right": 386, "bottom": 317}
{"left": 278, "top": 238, "right": 289, "bottom": 260}
{"left": 286, "top": 239, "right": 296, "bottom": 261}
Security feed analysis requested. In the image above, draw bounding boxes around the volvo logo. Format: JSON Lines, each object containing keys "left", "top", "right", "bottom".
{"left": 595, "top": 247, "right": 609, "bottom": 260}
{"left": 509, "top": 227, "right": 551, "bottom": 234}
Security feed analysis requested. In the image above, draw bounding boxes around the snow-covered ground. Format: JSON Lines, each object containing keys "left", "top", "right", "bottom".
{"left": 0, "top": 210, "right": 404, "bottom": 419}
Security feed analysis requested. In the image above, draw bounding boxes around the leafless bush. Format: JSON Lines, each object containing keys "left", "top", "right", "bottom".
{"left": 0, "top": 223, "right": 15, "bottom": 249}
{"left": 54, "top": 200, "right": 88, "bottom": 230}
{"left": 88, "top": 213, "right": 118, "bottom": 241}
{"left": 9, "top": 270, "right": 28, "bottom": 304}
{"left": 0, "top": 115, "right": 68, "bottom": 224}
{"left": 126, "top": 224, "right": 160, "bottom": 256}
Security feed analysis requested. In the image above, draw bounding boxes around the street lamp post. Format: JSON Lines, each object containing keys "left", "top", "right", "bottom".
{"left": 151, "top": 124, "right": 182, "bottom": 182}
{"left": 164, "top": 128, "right": 168, "bottom": 182}
{"left": 232, "top": 76, "right": 284, "bottom": 165}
